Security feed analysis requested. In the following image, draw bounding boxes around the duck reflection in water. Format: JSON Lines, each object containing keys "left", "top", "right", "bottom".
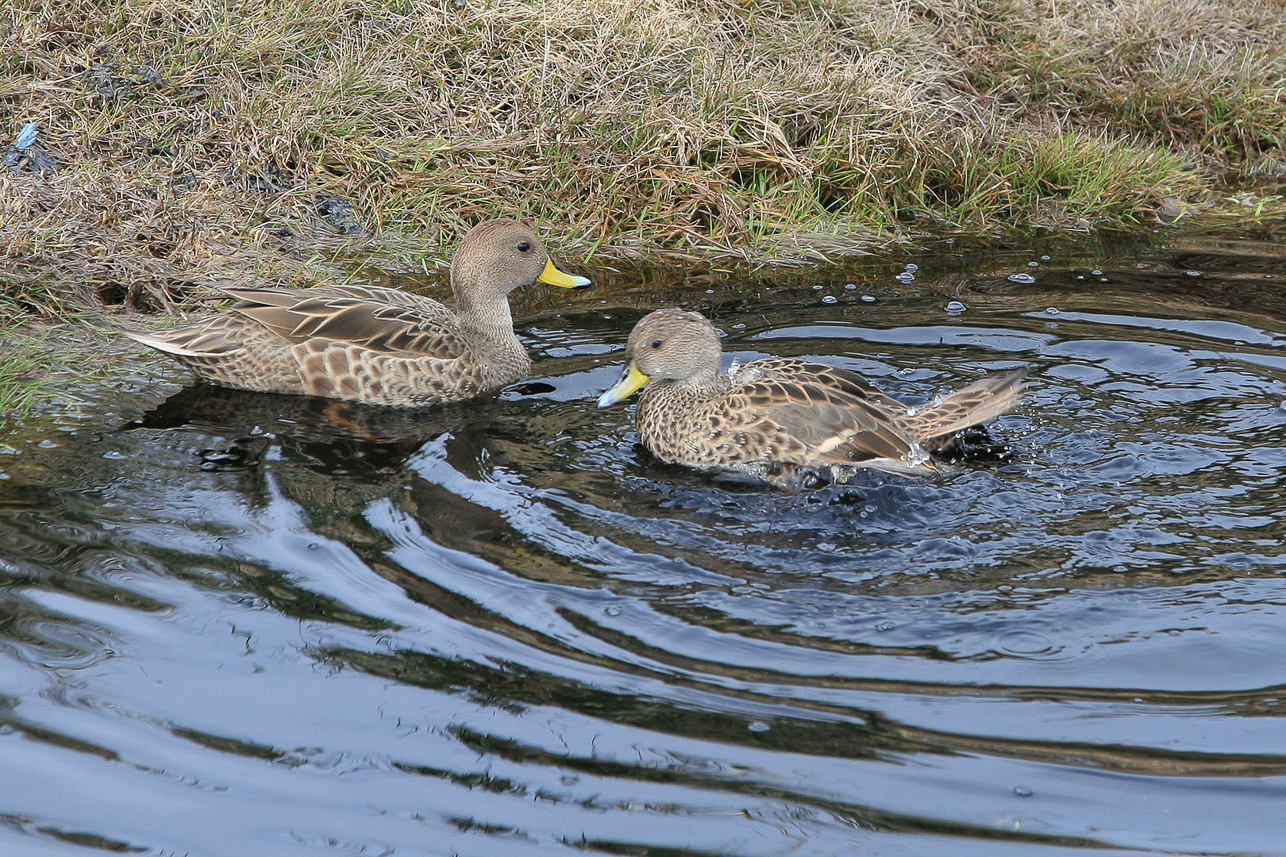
{"left": 129, "top": 383, "right": 507, "bottom": 481}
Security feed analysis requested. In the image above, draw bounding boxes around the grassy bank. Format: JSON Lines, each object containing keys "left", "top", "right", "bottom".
{"left": 1, "top": 0, "right": 1284, "bottom": 315}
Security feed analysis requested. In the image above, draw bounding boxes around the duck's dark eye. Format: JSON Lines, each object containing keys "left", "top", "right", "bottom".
{"left": 650, "top": 339, "right": 663, "bottom": 349}
{"left": 517, "top": 241, "right": 531, "bottom": 253}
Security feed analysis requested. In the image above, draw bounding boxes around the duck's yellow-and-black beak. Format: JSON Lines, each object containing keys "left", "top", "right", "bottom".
{"left": 538, "top": 258, "right": 591, "bottom": 290}
{"left": 597, "top": 361, "right": 650, "bottom": 408}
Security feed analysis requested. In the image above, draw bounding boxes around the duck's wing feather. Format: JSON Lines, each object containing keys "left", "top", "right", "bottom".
{"left": 728, "top": 359, "right": 920, "bottom": 465}
{"left": 218, "top": 285, "right": 465, "bottom": 358}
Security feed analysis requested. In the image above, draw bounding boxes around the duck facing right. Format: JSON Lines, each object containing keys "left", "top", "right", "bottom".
{"left": 596, "top": 308, "right": 1026, "bottom": 489}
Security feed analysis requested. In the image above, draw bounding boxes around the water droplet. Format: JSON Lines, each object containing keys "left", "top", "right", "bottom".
{"left": 945, "top": 300, "right": 966, "bottom": 313}
{"left": 1013, "top": 786, "right": 1034, "bottom": 797}
{"left": 1045, "top": 307, "right": 1059, "bottom": 315}
{"left": 905, "top": 407, "right": 918, "bottom": 417}
{"left": 1186, "top": 270, "right": 1201, "bottom": 277}
{"left": 748, "top": 721, "right": 770, "bottom": 733}
{"left": 1008, "top": 273, "right": 1035, "bottom": 283}
{"left": 861, "top": 295, "right": 875, "bottom": 302}
{"left": 822, "top": 295, "right": 837, "bottom": 304}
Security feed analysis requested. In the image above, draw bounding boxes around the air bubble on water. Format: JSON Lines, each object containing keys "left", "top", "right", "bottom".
{"left": 812, "top": 284, "right": 824, "bottom": 290}
{"left": 1045, "top": 307, "right": 1059, "bottom": 315}
{"left": 905, "top": 407, "right": 918, "bottom": 417}
{"left": 945, "top": 300, "right": 966, "bottom": 313}
{"left": 1041, "top": 255, "right": 1051, "bottom": 261}
{"left": 822, "top": 295, "right": 837, "bottom": 304}
{"left": 861, "top": 295, "right": 875, "bottom": 302}
{"left": 1013, "top": 786, "right": 1034, "bottom": 798}
{"left": 876, "top": 621, "right": 895, "bottom": 632}
{"left": 1186, "top": 270, "right": 1201, "bottom": 277}
{"left": 706, "top": 289, "right": 715, "bottom": 294}
{"left": 845, "top": 283, "right": 857, "bottom": 290}
{"left": 905, "top": 263, "right": 919, "bottom": 272}
{"left": 732, "top": 322, "right": 746, "bottom": 329}
{"left": 1091, "top": 269, "right": 1102, "bottom": 275}
{"left": 896, "top": 272, "right": 915, "bottom": 282}
{"left": 1075, "top": 274, "right": 1084, "bottom": 279}
{"left": 748, "top": 721, "right": 770, "bottom": 733}
{"left": 1008, "top": 273, "right": 1035, "bottom": 283}
{"left": 605, "top": 606, "right": 621, "bottom": 617}
{"left": 1027, "top": 261, "right": 1039, "bottom": 268}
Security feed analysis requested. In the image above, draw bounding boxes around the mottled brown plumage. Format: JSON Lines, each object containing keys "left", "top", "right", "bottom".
{"left": 126, "top": 219, "right": 590, "bottom": 406}
{"left": 597, "top": 308, "right": 1025, "bottom": 488}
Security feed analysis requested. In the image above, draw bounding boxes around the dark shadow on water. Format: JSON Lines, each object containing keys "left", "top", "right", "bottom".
{"left": 125, "top": 382, "right": 509, "bottom": 480}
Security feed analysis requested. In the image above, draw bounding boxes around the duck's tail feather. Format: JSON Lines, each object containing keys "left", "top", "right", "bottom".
{"left": 124, "top": 330, "right": 205, "bottom": 358}
{"left": 907, "top": 368, "right": 1027, "bottom": 448}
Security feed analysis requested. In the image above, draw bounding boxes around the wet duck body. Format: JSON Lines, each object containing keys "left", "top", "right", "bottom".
{"left": 597, "top": 308, "right": 1025, "bottom": 488}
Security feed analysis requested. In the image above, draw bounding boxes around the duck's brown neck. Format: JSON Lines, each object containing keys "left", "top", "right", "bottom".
{"left": 647, "top": 369, "right": 723, "bottom": 403}
{"left": 453, "top": 270, "right": 517, "bottom": 338}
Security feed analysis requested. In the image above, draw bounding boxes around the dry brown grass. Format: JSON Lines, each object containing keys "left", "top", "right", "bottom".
{"left": 1, "top": 0, "right": 1283, "bottom": 313}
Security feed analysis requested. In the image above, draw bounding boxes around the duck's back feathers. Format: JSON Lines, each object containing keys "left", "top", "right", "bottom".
{"left": 724, "top": 360, "right": 922, "bottom": 467}
{"left": 130, "top": 285, "right": 512, "bottom": 405}
{"left": 220, "top": 285, "right": 465, "bottom": 357}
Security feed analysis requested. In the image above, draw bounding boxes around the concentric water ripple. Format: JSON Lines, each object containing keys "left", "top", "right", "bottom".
{"left": 3, "top": 228, "right": 1286, "bottom": 855}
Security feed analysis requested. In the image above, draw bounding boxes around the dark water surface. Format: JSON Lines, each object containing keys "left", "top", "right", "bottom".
{"left": 4, "top": 225, "right": 1286, "bottom": 856}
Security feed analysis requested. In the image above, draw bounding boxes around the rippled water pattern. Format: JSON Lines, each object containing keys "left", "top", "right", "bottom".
{"left": 4, "top": 228, "right": 1286, "bottom": 856}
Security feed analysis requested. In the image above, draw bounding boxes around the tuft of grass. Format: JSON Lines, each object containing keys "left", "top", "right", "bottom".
{"left": 0, "top": 320, "right": 71, "bottom": 422}
{"left": 0, "top": 0, "right": 1281, "bottom": 314}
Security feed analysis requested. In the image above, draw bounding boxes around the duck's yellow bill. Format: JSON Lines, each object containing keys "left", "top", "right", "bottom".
{"left": 597, "top": 362, "right": 650, "bottom": 408}
{"left": 538, "top": 258, "right": 591, "bottom": 289}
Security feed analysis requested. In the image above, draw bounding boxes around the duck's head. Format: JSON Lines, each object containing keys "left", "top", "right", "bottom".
{"left": 597, "top": 308, "right": 723, "bottom": 407}
{"left": 452, "top": 218, "right": 590, "bottom": 304}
